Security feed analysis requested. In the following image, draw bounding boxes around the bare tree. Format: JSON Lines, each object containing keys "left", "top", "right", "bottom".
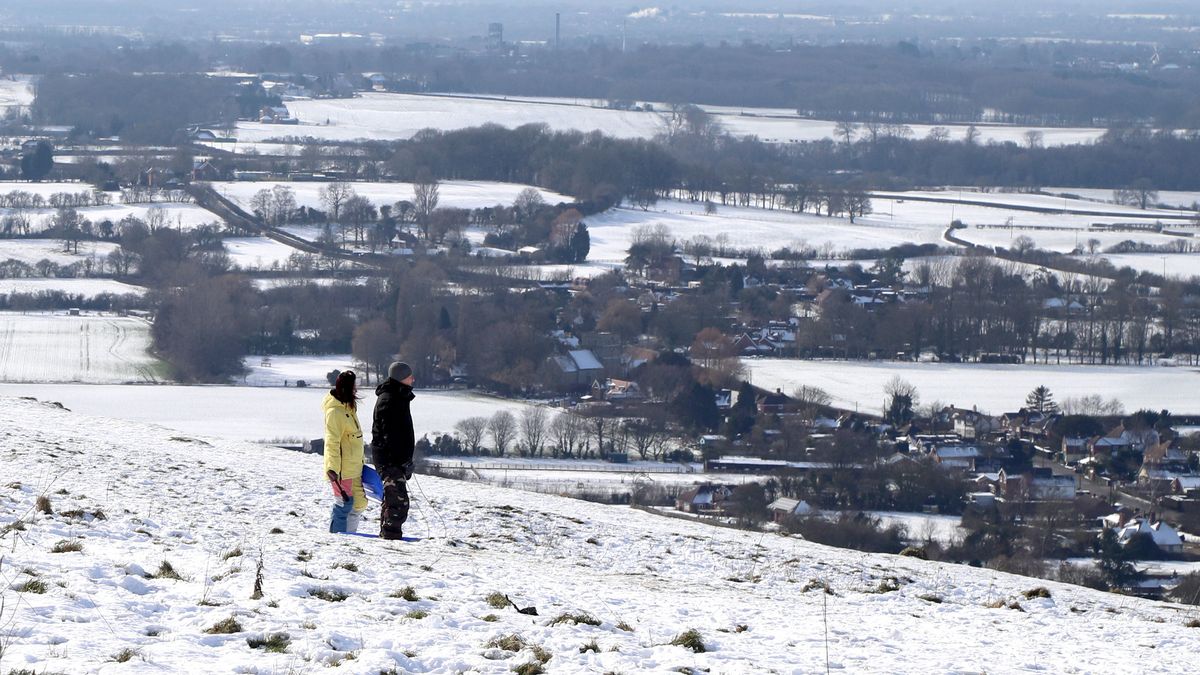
{"left": 512, "top": 187, "right": 545, "bottom": 223}
{"left": 488, "top": 411, "right": 516, "bottom": 457}
{"left": 519, "top": 407, "right": 549, "bottom": 457}
{"left": 792, "top": 384, "right": 832, "bottom": 421}
{"left": 320, "top": 182, "right": 353, "bottom": 223}
{"left": 413, "top": 172, "right": 440, "bottom": 240}
{"left": 883, "top": 376, "right": 919, "bottom": 426}
{"left": 834, "top": 119, "right": 857, "bottom": 146}
{"left": 549, "top": 411, "right": 585, "bottom": 458}
{"left": 454, "top": 416, "right": 488, "bottom": 455}
{"left": 351, "top": 318, "right": 396, "bottom": 384}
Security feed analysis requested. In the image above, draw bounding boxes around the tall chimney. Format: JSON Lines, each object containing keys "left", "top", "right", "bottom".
{"left": 555, "top": 12, "right": 560, "bottom": 49}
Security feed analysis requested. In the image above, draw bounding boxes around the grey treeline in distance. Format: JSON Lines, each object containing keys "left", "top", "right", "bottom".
{"left": 1, "top": 0, "right": 1196, "bottom": 43}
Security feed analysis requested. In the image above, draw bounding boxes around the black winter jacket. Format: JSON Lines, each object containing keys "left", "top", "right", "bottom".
{"left": 371, "top": 378, "right": 415, "bottom": 470}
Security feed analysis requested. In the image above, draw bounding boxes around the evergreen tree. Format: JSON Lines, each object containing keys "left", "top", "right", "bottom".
{"left": 20, "top": 141, "right": 53, "bottom": 181}
{"left": 571, "top": 223, "right": 590, "bottom": 263}
{"left": 672, "top": 381, "right": 720, "bottom": 432}
{"left": 1094, "top": 528, "right": 1143, "bottom": 591}
{"left": 1025, "top": 385, "right": 1058, "bottom": 414}
{"left": 725, "top": 381, "right": 758, "bottom": 439}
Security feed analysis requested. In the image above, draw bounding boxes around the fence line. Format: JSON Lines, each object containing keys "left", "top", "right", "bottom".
{"left": 429, "top": 460, "right": 692, "bottom": 474}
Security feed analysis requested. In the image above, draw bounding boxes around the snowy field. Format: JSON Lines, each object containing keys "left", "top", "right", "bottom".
{"left": 233, "top": 93, "right": 1110, "bottom": 147}
{"left": 743, "top": 358, "right": 1200, "bottom": 415}
{"left": 1046, "top": 187, "right": 1200, "bottom": 210}
{"left": 1083, "top": 252, "right": 1200, "bottom": 280}
{"left": 0, "top": 382, "right": 558, "bottom": 444}
{"left": 0, "top": 182, "right": 220, "bottom": 232}
{"left": 585, "top": 202, "right": 945, "bottom": 265}
{"left": 223, "top": 237, "right": 306, "bottom": 270}
{"left": 0, "top": 75, "right": 34, "bottom": 110}
{"left": 0, "top": 239, "right": 120, "bottom": 267}
{"left": 0, "top": 312, "right": 162, "bottom": 383}
{"left": 583, "top": 192, "right": 1194, "bottom": 266}
{"left": 0, "top": 278, "right": 146, "bottom": 299}
{"left": 213, "top": 180, "right": 568, "bottom": 212}
{"left": 2, "top": 397, "right": 1199, "bottom": 674}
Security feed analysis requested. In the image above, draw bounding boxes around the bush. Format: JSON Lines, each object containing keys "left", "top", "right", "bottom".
{"left": 1169, "top": 573, "right": 1200, "bottom": 605}
{"left": 1023, "top": 587, "right": 1052, "bottom": 599}
{"left": 782, "top": 512, "right": 907, "bottom": 554}
{"left": 669, "top": 629, "right": 706, "bottom": 653}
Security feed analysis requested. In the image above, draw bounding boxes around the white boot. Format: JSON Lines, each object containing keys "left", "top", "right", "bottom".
{"left": 346, "top": 511, "right": 361, "bottom": 533}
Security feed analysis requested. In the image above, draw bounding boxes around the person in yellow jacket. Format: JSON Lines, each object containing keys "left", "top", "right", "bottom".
{"left": 323, "top": 370, "right": 367, "bottom": 533}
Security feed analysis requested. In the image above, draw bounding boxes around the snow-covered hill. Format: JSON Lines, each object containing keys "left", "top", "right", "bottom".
{"left": 1, "top": 396, "right": 1198, "bottom": 673}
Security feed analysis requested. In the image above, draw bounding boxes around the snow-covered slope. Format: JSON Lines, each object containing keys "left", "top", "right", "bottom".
{"left": 1, "top": 397, "right": 1197, "bottom": 673}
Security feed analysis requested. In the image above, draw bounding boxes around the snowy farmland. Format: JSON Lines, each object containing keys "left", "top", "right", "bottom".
{"left": 212, "top": 180, "right": 569, "bottom": 212}
{"left": 0, "top": 312, "right": 162, "bottom": 383}
{"left": 0, "top": 182, "right": 220, "bottom": 232}
{"left": 743, "top": 358, "right": 1200, "bottom": 415}
{"left": 2, "top": 396, "right": 1199, "bottom": 673}
{"left": 0, "top": 238, "right": 120, "bottom": 267}
{"left": 222, "top": 236, "right": 306, "bottom": 270}
{"left": 0, "top": 75, "right": 34, "bottom": 111}
{"left": 0, "top": 380, "right": 558, "bottom": 444}
{"left": 0, "top": 278, "right": 146, "bottom": 299}
{"left": 233, "top": 92, "right": 1110, "bottom": 148}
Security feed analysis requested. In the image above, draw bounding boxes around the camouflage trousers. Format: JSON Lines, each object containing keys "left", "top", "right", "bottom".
{"left": 380, "top": 466, "right": 410, "bottom": 539}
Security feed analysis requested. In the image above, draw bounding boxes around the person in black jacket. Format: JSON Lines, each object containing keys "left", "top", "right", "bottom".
{"left": 371, "top": 361, "right": 416, "bottom": 539}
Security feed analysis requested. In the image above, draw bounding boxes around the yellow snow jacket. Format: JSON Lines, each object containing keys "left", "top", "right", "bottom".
{"left": 322, "top": 393, "right": 367, "bottom": 511}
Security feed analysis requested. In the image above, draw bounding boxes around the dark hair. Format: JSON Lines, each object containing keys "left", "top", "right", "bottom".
{"left": 331, "top": 370, "right": 360, "bottom": 409}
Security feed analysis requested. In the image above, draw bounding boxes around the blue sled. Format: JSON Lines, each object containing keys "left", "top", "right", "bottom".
{"left": 340, "top": 532, "right": 420, "bottom": 542}
{"left": 362, "top": 464, "right": 384, "bottom": 501}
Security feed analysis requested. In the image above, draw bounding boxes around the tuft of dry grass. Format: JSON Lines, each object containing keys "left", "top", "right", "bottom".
{"left": 35, "top": 495, "right": 52, "bottom": 514}
{"left": 548, "top": 611, "right": 601, "bottom": 627}
{"left": 148, "top": 560, "right": 186, "bottom": 581}
{"left": 15, "top": 579, "right": 47, "bottom": 594}
{"left": 204, "top": 617, "right": 243, "bottom": 634}
{"left": 247, "top": 633, "right": 291, "bottom": 653}
{"left": 669, "top": 629, "right": 705, "bottom": 653}
{"left": 486, "top": 591, "right": 509, "bottom": 609}
{"left": 308, "top": 587, "right": 349, "bottom": 602}
{"left": 51, "top": 539, "right": 83, "bottom": 553}
{"left": 390, "top": 586, "right": 419, "bottom": 601}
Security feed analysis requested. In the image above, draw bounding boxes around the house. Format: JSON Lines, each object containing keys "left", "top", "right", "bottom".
{"left": 714, "top": 389, "right": 733, "bottom": 411}
{"left": 1172, "top": 476, "right": 1200, "bottom": 498}
{"left": 757, "top": 389, "right": 790, "bottom": 415}
{"left": 675, "top": 484, "right": 733, "bottom": 514}
{"left": 767, "top": 497, "right": 813, "bottom": 523}
{"left": 191, "top": 159, "right": 220, "bottom": 181}
{"left": 545, "top": 349, "right": 604, "bottom": 390}
{"left": 259, "top": 105, "right": 298, "bottom": 124}
{"left": 592, "top": 378, "right": 642, "bottom": 401}
{"left": 1112, "top": 516, "right": 1185, "bottom": 554}
{"left": 947, "top": 407, "right": 998, "bottom": 440}
{"left": 932, "top": 445, "right": 982, "bottom": 471}
{"left": 998, "top": 467, "right": 1075, "bottom": 501}
{"left": 1000, "top": 408, "right": 1058, "bottom": 441}
{"left": 1061, "top": 436, "right": 1089, "bottom": 464}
